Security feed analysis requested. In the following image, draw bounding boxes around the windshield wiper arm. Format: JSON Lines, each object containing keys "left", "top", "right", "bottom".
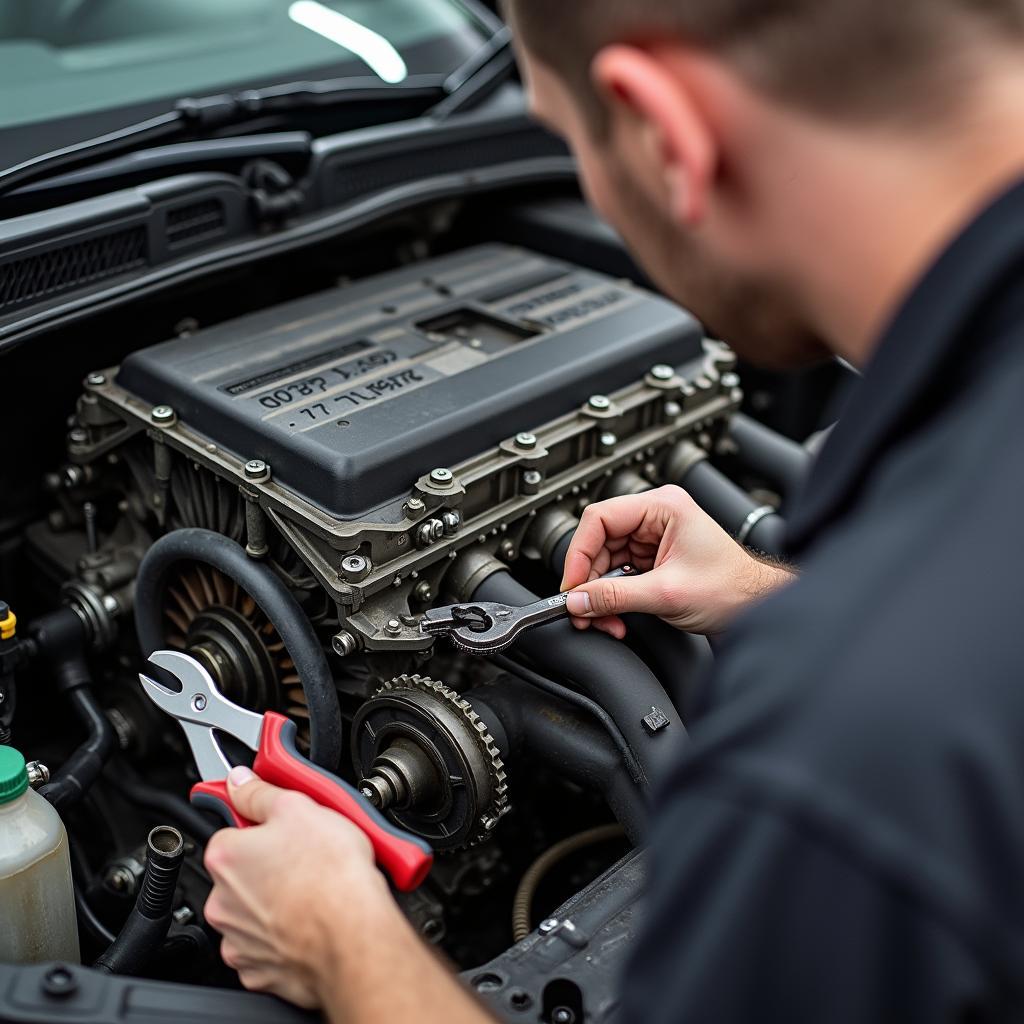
{"left": 0, "top": 26, "right": 518, "bottom": 201}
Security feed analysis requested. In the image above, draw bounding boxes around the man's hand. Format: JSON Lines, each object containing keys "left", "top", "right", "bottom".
{"left": 203, "top": 768, "right": 494, "bottom": 1024}
{"left": 562, "top": 485, "right": 795, "bottom": 637}
{"left": 203, "top": 766, "right": 390, "bottom": 1009}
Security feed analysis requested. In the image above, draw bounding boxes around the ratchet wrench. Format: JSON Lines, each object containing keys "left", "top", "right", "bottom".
{"left": 420, "top": 565, "right": 639, "bottom": 655}
{"left": 138, "top": 649, "right": 433, "bottom": 891}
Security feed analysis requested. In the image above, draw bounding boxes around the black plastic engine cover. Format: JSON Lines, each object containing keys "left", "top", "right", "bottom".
{"left": 117, "top": 244, "right": 703, "bottom": 518}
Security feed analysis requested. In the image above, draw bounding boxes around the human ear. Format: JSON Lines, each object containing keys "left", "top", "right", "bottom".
{"left": 591, "top": 44, "right": 716, "bottom": 226}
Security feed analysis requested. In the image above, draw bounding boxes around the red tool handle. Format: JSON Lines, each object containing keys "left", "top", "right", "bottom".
{"left": 190, "top": 713, "right": 434, "bottom": 891}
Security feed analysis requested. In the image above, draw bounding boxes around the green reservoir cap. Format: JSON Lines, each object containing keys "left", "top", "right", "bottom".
{"left": 0, "top": 746, "right": 29, "bottom": 803}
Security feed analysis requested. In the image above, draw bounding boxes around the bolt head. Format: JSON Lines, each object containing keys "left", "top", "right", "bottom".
{"left": 67, "top": 428, "right": 88, "bottom": 445}
{"left": 538, "top": 918, "right": 560, "bottom": 935}
{"left": 515, "top": 432, "right": 537, "bottom": 450}
{"left": 721, "top": 371, "right": 741, "bottom": 390}
{"left": 664, "top": 401, "right": 683, "bottom": 420}
{"left": 332, "top": 632, "right": 357, "bottom": 657}
{"left": 430, "top": 468, "right": 454, "bottom": 485}
{"left": 385, "top": 619, "right": 402, "bottom": 637}
{"left": 244, "top": 459, "right": 270, "bottom": 481}
{"left": 151, "top": 405, "right": 176, "bottom": 425}
{"left": 650, "top": 364, "right": 675, "bottom": 382}
{"left": 404, "top": 497, "right": 426, "bottom": 516}
{"left": 588, "top": 395, "right": 611, "bottom": 412}
{"left": 85, "top": 372, "right": 106, "bottom": 387}
{"left": 599, "top": 432, "right": 618, "bottom": 452}
{"left": 441, "top": 511, "right": 461, "bottom": 535}
{"left": 342, "top": 555, "right": 368, "bottom": 574}
{"left": 523, "top": 470, "right": 543, "bottom": 486}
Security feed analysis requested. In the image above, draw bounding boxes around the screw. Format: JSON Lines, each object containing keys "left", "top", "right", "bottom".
{"left": 244, "top": 460, "right": 270, "bottom": 481}
{"left": 385, "top": 619, "right": 402, "bottom": 637}
{"left": 522, "top": 469, "right": 543, "bottom": 495}
{"left": 588, "top": 395, "right": 611, "bottom": 412}
{"left": 85, "top": 372, "right": 106, "bottom": 387}
{"left": 341, "top": 554, "right": 370, "bottom": 581}
{"left": 151, "top": 405, "right": 176, "bottom": 426}
{"left": 191, "top": 694, "right": 207, "bottom": 712}
{"left": 429, "top": 468, "right": 454, "bottom": 486}
{"left": 25, "top": 761, "right": 50, "bottom": 788}
{"left": 414, "top": 581, "right": 434, "bottom": 603}
{"left": 404, "top": 497, "right": 426, "bottom": 517}
{"left": 650, "top": 364, "right": 675, "bottom": 382}
{"left": 515, "top": 432, "right": 537, "bottom": 450}
{"left": 332, "top": 631, "right": 357, "bottom": 657}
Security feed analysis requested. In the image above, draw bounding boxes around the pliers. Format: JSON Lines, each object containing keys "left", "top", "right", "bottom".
{"left": 138, "top": 649, "right": 433, "bottom": 892}
{"left": 420, "top": 565, "right": 639, "bottom": 655}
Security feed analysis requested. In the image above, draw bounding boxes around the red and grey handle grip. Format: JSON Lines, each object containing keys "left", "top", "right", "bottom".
{"left": 191, "top": 712, "right": 434, "bottom": 892}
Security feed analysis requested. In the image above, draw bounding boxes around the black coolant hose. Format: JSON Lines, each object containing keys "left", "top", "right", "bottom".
{"left": 134, "top": 529, "right": 342, "bottom": 770}
{"left": 670, "top": 448, "right": 787, "bottom": 557}
{"left": 94, "top": 826, "right": 185, "bottom": 976}
{"left": 729, "top": 413, "right": 813, "bottom": 504}
{"left": 31, "top": 608, "right": 117, "bottom": 812}
{"left": 472, "top": 676, "right": 646, "bottom": 842}
{"left": 472, "top": 573, "right": 685, "bottom": 788}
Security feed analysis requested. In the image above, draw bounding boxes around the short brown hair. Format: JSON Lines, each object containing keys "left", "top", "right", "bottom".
{"left": 504, "top": 0, "right": 1024, "bottom": 125}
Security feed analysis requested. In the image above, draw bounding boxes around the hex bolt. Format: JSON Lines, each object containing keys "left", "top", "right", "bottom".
{"left": 514, "top": 432, "right": 537, "bottom": 450}
{"left": 25, "top": 761, "right": 50, "bottom": 789}
{"left": 85, "top": 372, "right": 107, "bottom": 387}
{"left": 332, "top": 631, "right": 357, "bottom": 657}
{"left": 151, "top": 405, "right": 176, "bottom": 426}
{"left": 650, "top": 364, "right": 676, "bottom": 382}
{"left": 429, "top": 468, "right": 454, "bottom": 486}
{"left": 441, "top": 511, "right": 461, "bottom": 536}
{"left": 404, "top": 497, "right": 426, "bottom": 517}
{"left": 414, "top": 581, "right": 434, "bottom": 603}
{"left": 385, "top": 619, "right": 403, "bottom": 637}
{"left": 244, "top": 460, "right": 270, "bottom": 482}
{"left": 587, "top": 395, "right": 611, "bottom": 412}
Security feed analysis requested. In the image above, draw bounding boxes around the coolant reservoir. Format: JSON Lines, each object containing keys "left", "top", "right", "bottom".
{"left": 0, "top": 746, "right": 79, "bottom": 963}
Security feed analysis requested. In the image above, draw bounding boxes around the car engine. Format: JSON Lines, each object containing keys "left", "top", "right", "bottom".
{"left": 1, "top": 219, "right": 827, "bottom": 1022}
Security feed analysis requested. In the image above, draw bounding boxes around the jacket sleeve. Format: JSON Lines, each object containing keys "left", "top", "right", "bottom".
{"left": 619, "top": 785, "right": 990, "bottom": 1024}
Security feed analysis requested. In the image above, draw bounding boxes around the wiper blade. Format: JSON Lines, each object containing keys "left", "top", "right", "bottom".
{"left": 0, "top": 26, "right": 517, "bottom": 200}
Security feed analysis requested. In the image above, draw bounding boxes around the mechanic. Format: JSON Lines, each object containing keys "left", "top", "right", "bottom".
{"left": 200, "top": 0, "right": 1024, "bottom": 1020}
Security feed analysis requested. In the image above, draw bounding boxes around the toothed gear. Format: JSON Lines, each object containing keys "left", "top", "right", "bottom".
{"left": 350, "top": 674, "right": 509, "bottom": 851}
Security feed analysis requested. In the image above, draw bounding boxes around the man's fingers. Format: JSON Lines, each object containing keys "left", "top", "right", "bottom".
{"left": 226, "top": 767, "right": 290, "bottom": 824}
{"left": 566, "top": 568, "right": 675, "bottom": 619}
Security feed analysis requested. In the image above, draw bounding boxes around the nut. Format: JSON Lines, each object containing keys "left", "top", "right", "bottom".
{"left": 404, "top": 497, "right": 426, "bottom": 517}
{"left": 385, "top": 619, "right": 403, "bottom": 637}
{"left": 414, "top": 581, "right": 434, "bottom": 603}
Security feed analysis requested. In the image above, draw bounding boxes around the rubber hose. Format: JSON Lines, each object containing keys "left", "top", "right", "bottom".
{"left": 679, "top": 459, "right": 787, "bottom": 556}
{"left": 39, "top": 681, "right": 117, "bottom": 812}
{"left": 729, "top": 413, "right": 812, "bottom": 501}
{"left": 472, "top": 677, "right": 645, "bottom": 841}
{"left": 94, "top": 826, "right": 185, "bottom": 976}
{"left": 490, "top": 655, "right": 644, "bottom": 786}
{"left": 103, "top": 760, "right": 218, "bottom": 845}
{"left": 473, "top": 572, "right": 685, "bottom": 787}
{"left": 134, "top": 529, "right": 341, "bottom": 770}
{"left": 512, "top": 824, "right": 626, "bottom": 942}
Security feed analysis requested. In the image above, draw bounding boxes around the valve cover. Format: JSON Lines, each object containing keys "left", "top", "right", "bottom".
{"left": 116, "top": 244, "right": 703, "bottom": 518}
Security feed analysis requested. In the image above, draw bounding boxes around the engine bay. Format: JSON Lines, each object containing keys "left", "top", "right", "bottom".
{"left": 0, "top": 205, "right": 830, "bottom": 1022}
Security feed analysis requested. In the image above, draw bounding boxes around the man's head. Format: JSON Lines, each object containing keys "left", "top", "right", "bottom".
{"left": 504, "top": 0, "right": 1024, "bottom": 367}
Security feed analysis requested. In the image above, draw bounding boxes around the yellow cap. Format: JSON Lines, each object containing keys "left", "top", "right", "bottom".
{"left": 0, "top": 610, "right": 16, "bottom": 641}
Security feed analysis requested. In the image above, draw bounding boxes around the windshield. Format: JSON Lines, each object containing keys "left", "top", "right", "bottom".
{"left": 0, "top": 0, "right": 489, "bottom": 132}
